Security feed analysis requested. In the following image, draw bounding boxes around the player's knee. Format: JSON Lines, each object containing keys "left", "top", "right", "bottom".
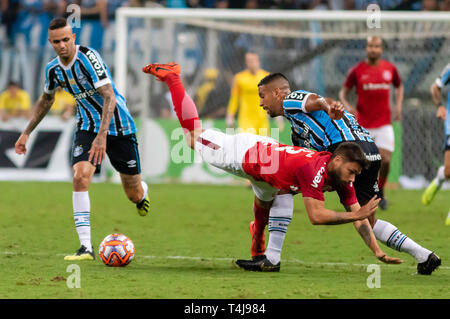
{"left": 73, "top": 172, "right": 91, "bottom": 191}
{"left": 444, "top": 166, "right": 450, "bottom": 179}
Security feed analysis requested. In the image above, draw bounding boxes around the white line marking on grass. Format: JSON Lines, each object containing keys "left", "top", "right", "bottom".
{"left": 3, "top": 251, "right": 449, "bottom": 270}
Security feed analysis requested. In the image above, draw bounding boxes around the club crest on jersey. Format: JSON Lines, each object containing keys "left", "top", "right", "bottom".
{"left": 73, "top": 145, "right": 83, "bottom": 157}
{"left": 382, "top": 70, "right": 392, "bottom": 81}
{"left": 86, "top": 50, "right": 106, "bottom": 78}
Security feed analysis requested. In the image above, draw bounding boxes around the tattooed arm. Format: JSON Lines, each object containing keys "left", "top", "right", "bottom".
{"left": 88, "top": 84, "right": 116, "bottom": 165}
{"left": 347, "top": 204, "right": 403, "bottom": 264}
{"left": 15, "top": 92, "right": 55, "bottom": 155}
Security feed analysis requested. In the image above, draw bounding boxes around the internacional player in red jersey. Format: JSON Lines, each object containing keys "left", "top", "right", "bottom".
{"left": 339, "top": 36, "right": 404, "bottom": 210}
{"left": 142, "top": 62, "right": 401, "bottom": 270}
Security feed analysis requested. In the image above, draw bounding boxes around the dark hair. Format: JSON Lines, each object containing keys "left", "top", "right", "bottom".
{"left": 258, "top": 73, "right": 289, "bottom": 87}
{"left": 7, "top": 81, "right": 20, "bottom": 88}
{"left": 331, "top": 142, "right": 369, "bottom": 170}
{"left": 49, "top": 17, "right": 68, "bottom": 30}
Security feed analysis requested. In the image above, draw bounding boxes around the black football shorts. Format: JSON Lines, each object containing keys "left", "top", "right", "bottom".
{"left": 328, "top": 140, "right": 381, "bottom": 205}
{"left": 71, "top": 130, "right": 141, "bottom": 175}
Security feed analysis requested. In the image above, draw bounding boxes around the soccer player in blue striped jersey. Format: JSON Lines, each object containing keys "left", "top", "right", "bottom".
{"left": 237, "top": 73, "right": 440, "bottom": 275}
{"left": 14, "top": 18, "right": 150, "bottom": 261}
{"left": 422, "top": 63, "right": 450, "bottom": 226}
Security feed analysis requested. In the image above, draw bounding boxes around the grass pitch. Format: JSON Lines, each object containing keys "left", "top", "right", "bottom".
{"left": 0, "top": 182, "right": 448, "bottom": 299}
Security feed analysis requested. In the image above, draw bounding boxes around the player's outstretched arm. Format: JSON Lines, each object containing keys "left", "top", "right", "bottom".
{"left": 15, "top": 92, "right": 55, "bottom": 155}
{"left": 349, "top": 205, "right": 403, "bottom": 264}
{"left": 303, "top": 195, "right": 379, "bottom": 225}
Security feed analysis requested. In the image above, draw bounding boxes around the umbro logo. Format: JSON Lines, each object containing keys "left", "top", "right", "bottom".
{"left": 127, "top": 160, "right": 137, "bottom": 168}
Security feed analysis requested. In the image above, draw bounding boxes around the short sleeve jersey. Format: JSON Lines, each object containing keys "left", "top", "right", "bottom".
{"left": 241, "top": 141, "right": 358, "bottom": 206}
{"left": 344, "top": 60, "right": 401, "bottom": 129}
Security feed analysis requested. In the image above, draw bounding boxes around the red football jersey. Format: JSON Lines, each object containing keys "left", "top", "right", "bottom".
{"left": 344, "top": 60, "right": 401, "bottom": 129}
{"left": 242, "top": 142, "right": 358, "bottom": 206}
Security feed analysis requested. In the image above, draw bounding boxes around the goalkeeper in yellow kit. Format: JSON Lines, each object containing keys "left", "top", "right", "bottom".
{"left": 226, "top": 52, "right": 270, "bottom": 136}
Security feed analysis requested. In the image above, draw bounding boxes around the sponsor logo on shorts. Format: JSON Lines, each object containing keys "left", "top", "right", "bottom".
{"left": 366, "top": 154, "right": 382, "bottom": 161}
{"left": 127, "top": 160, "right": 137, "bottom": 168}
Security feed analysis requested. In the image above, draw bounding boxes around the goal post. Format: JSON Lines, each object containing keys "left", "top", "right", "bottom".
{"left": 114, "top": 7, "right": 450, "bottom": 185}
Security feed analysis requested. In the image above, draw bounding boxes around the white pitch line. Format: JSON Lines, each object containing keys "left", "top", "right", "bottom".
{"left": 3, "top": 251, "right": 449, "bottom": 270}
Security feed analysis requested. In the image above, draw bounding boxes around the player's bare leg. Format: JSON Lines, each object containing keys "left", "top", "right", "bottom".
{"left": 65, "top": 161, "right": 96, "bottom": 261}
{"left": 120, "top": 173, "right": 149, "bottom": 216}
{"left": 377, "top": 147, "right": 391, "bottom": 210}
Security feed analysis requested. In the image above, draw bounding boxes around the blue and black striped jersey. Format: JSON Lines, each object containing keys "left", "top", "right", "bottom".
{"left": 435, "top": 63, "right": 450, "bottom": 135}
{"left": 44, "top": 45, "right": 136, "bottom": 136}
{"left": 283, "top": 89, "right": 373, "bottom": 151}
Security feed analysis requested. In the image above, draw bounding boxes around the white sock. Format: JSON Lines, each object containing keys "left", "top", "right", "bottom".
{"left": 373, "top": 219, "right": 431, "bottom": 263}
{"left": 140, "top": 181, "right": 148, "bottom": 202}
{"left": 265, "top": 194, "right": 294, "bottom": 265}
{"left": 73, "top": 191, "right": 92, "bottom": 251}
{"left": 435, "top": 165, "right": 446, "bottom": 186}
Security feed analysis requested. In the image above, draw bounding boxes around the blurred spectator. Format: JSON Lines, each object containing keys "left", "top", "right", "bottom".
{"left": 44, "top": 0, "right": 66, "bottom": 17}
{"left": 1, "top": 0, "right": 20, "bottom": 44}
{"left": 421, "top": 0, "right": 439, "bottom": 10}
{"left": 214, "top": 0, "right": 229, "bottom": 8}
{"left": 106, "top": 0, "right": 128, "bottom": 22}
{"left": 49, "top": 87, "right": 76, "bottom": 121}
{"left": 244, "top": 0, "right": 259, "bottom": 8}
{"left": 441, "top": 0, "right": 450, "bottom": 10}
{"left": 0, "top": 81, "right": 31, "bottom": 121}
{"left": 193, "top": 68, "right": 229, "bottom": 118}
{"left": 79, "top": 0, "right": 108, "bottom": 27}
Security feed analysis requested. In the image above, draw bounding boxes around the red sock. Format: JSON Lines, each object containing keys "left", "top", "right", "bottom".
{"left": 253, "top": 202, "right": 270, "bottom": 238}
{"left": 378, "top": 176, "right": 387, "bottom": 191}
{"left": 164, "top": 73, "right": 201, "bottom": 133}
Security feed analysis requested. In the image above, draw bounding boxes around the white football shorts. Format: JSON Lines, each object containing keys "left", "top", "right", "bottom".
{"left": 367, "top": 124, "right": 395, "bottom": 153}
{"left": 194, "top": 129, "right": 279, "bottom": 201}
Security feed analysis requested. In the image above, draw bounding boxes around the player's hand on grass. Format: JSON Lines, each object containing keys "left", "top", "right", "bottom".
{"left": 376, "top": 252, "right": 403, "bottom": 264}
{"left": 356, "top": 195, "right": 380, "bottom": 220}
{"left": 89, "top": 134, "right": 107, "bottom": 165}
{"left": 328, "top": 101, "right": 345, "bottom": 120}
{"left": 15, "top": 133, "right": 29, "bottom": 155}
{"left": 436, "top": 105, "right": 446, "bottom": 121}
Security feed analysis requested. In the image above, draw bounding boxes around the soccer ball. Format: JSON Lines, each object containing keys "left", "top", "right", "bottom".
{"left": 98, "top": 233, "right": 135, "bottom": 267}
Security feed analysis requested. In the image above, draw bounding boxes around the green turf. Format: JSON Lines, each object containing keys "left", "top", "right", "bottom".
{"left": 0, "top": 182, "right": 448, "bottom": 299}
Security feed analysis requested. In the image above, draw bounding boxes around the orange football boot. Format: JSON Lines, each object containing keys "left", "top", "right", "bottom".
{"left": 142, "top": 62, "right": 181, "bottom": 81}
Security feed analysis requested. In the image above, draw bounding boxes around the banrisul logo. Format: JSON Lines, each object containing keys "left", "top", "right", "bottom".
{"left": 86, "top": 50, "right": 105, "bottom": 78}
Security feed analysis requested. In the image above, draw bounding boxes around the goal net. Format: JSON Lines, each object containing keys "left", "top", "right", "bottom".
{"left": 115, "top": 7, "right": 450, "bottom": 186}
